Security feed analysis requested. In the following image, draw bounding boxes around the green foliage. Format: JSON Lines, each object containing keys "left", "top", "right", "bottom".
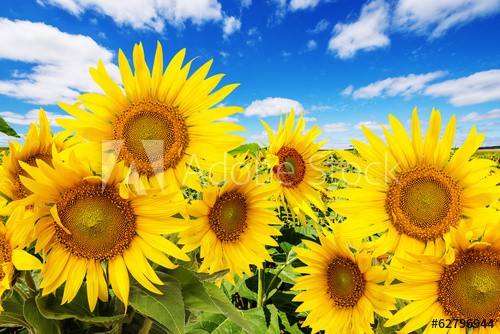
{"left": 0, "top": 115, "right": 19, "bottom": 138}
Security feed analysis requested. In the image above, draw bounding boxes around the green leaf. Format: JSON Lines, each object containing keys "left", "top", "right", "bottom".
{"left": 24, "top": 296, "right": 61, "bottom": 334}
{"left": 128, "top": 272, "right": 184, "bottom": 334}
{"left": 36, "top": 285, "right": 127, "bottom": 325}
{"left": 228, "top": 143, "right": 261, "bottom": 157}
{"left": 0, "top": 290, "right": 32, "bottom": 330}
{"left": 0, "top": 116, "right": 20, "bottom": 138}
{"left": 202, "top": 282, "right": 254, "bottom": 334}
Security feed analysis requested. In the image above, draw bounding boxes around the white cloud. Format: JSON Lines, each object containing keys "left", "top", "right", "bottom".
{"left": 0, "top": 18, "right": 118, "bottom": 105}
{"left": 245, "top": 97, "right": 304, "bottom": 117}
{"left": 37, "top": 0, "right": 223, "bottom": 32}
{"left": 323, "top": 122, "right": 350, "bottom": 133}
{"left": 328, "top": 0, "right": 390, "bottom": 59}
{"left": 354, "top": 121, "right": 389, "bottom": 131}
{"left": 241, "top": 0, "right": 252, "bottom": 8}
{"left": 306, "top": 40, "right": 317, "bottom": 51}
{"left": 223, "top": 16, "right": 241, "bottom": 38}
{"left": 308, "top": 19, "right": 330, "bottom": 33}
{"left": 290, "top": 0, "right": 320, "bottom": 11}
{"left": 341, "top": 85, "right": 354, "bottom": 96}
{"left": 0, "top": 109, "right": 73, "bottom": 126}
{"left": 303, "top": 117, "right": 318, "bottom": 122}
{"left": 0, "top": 133, "right": 23, "bottom": 146}
{"left": 459, "top": 109, "right": 500, "bottom": 122}
{"left": 250, "top": 130, "right": 268, "bottom": 143}
{"left": 247, "top": 27, "right": 262, "bottom": 46}
{"left": 394, "top": 0, "right": 500, "bottom": 38}
{"left": 217, "top": 116, "right": 240, "bottom": 123}
{"left": 424, "top": 70, "right": 500, "bottom": 106}
{"left": 310, "top": 105, "right": 333, "bottom": 111}
{"left": 346, "top": 71, "right": 446, "bottom": 99}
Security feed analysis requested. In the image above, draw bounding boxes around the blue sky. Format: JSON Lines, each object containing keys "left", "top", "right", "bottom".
{"left": 1, "top": 0, "right": 499, "bottom": 149}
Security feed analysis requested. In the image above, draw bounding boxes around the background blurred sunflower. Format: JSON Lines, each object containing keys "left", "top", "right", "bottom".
{"left": 57, "top": 42, "right": 246, "bottom": 193}
{"left": 292, "top": 230, "right": 395, "bottom": 334}
{"left": 21, "top": 151, "right": 189, "bottom": 311}
{"left": 262, "top": 110, "right": 329, "bottom": 223}
{"left": 178, "top": 154, "right": 282, "bottom": 279}
{"left": 0, "top": 207, "right": 42, "bottom": 311}
{"left": 385, "top": 224, "right": 500, "bottom": 334}
{"left": 331, "top": 108, "right": 500, "bottom": 259}
{"left": 0, "top": 109, "right": 81, "bottom": 214}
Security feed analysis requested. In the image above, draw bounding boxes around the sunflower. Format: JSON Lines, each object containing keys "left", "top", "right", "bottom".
{"left": 385, "top": 223, "right": 500, "bottom": 334}
{"left": 0, "top": 109, "right": 81, "bottom": 214}
{"left": 330, "top": 108, "right": 500, "bottom": 258}
{"left": 1, "top": 207, "right": 42, "bottom": 311}
{"left": 177, "top": 154, "right": 282, "bottom": 278}
{"left": 57, "top": 42, "right": 246, "bottom": 193}
{"left": 261, "top": 110, "right": 329, "bottom": 223}
{"left": 20, "top": 151, "right": 190, "bottom": 310}
{"left": 292, "top": 230, "right": 395, "bottom": 334}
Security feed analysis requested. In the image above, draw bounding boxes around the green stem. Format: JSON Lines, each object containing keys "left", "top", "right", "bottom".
{"left": 25, "top": 271, "right": 37, "bottom": 297}
{"left": 138, "top": 317, "right": 153, "bottom": 334}
{"left": 13, "top": 285, "right": 29, "bottom": 300}
{"left": 256, "top": 267, "right": 265, "bottom": 307}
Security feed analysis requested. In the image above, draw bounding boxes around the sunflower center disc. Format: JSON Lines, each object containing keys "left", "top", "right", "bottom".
{"left": 209, "top": 192, "right": 248, "bottom": 242}
{"left": 439, "top": 248, "right": 500, "bottom": 321}
{"left": 114, "top": 100, "right": 189, "bottom": 177}
{"left": 16, "top": 153, "right": 53, "bottom": 199}
{"left": 326, "top": 257, "right": 366, "bottom": 308}
{"left": 385, "top": 166, "right": 461, "bottom": 242}
{"left": 274, "top": 146, "right": 306, "bottom": 188}
{"left": 0, "top": 234, "right": 12, "bottom": 281}
{"left": 55, "top": 182, "right": 136, "bottom": 261}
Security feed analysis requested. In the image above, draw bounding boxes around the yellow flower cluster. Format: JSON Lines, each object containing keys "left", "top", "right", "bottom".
{"left": 0, "top": 41, "right": 498, "bottom": 334}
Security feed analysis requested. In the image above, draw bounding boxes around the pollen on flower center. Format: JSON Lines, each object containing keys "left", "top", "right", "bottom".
{"left": 438, "top": 247, "right": 500, "bottom": 321}
{"left": 385, "top": 166, "right": 462, "bottom": 242}
{"left": 55, "top": 182, "right": 136, "bottom": 261}
{"left": 326, "top": 257, "right": 366, "bottom": 308}
{"left": 0, "top": 234, "right": 12, "bottom": 281}
{"left": 273, "top": 146, "right": 306, "bottom": 188}
{"left": 209, "top": 191, "right": 248, "bottom": 242}
{"left": 113, "top": 100, "right": 189, "bottom": 177}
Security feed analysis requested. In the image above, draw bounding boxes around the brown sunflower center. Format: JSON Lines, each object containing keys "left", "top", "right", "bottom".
{"left": 273, "top": 146, "right": 306, "bottom": 188}
{"left": 0, "top": 233, "right": 12, "bottom": 281}
{"left": 16, "top": 153, "right": 52, "bottom": 199}
{"left": 326, "top": 257, "right": 366, "bottom": 308}
{"left": 113, "top": 100, "right": 189, "bottom": 177}
{"left": 55, "top": 182, "right": 136, "bottom": 261}
{"left": 438, "top": 247, "right": 500, "bottom": 321}
{"left": 209, "top": 191, "right": 248, "bottom": 242}
{"left": 385, "top": 166, "right": 461, "bottom": 242}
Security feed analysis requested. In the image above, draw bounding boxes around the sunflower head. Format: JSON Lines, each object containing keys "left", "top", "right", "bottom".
{"left": 178, "top": 154, "right": 281, "bottom": 278}
{"left": 292, "top": 231, "right": 395, "bottom": 334}
{"left": 0, "top": 207, "right": 42, "bottom": 311}
{"left": 21, "top": 150, "right": 189, "bottom": 310}
{"left": 58, "top": 41, "right": 246, "bottom": 192}
{"left": 261, "top": 110, "right": 329, "bottom": 223}
{"left": 0, "top": 109, "right": 81, "bottom": 214}
{"left": 331, "top": 108, "right": 500, "bottom": 259}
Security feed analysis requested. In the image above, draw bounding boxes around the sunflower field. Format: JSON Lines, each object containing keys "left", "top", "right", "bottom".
{"left": 0, "top": 42, "right": 499, "bottom": 334}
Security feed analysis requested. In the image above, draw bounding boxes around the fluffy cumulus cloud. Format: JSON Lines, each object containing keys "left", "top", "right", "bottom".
{"left": 223, "top": 16, "right": 241, "bottom": 38}
{"left": 345, "top": 71, "right": 447, "bottom": 99}
{"left": 308, "top": 19, "right": 329, "bottom": 33}
{"left": 290, "top": 0, "right": 320, "bottom": 11}
{"left": 323, "top": 122, "right": 350, "bottom": 133}
{"left": 244, "top": 97, "right": 304, "bottom": 117}
{"left": 36, "top": 0, "right": 224, "bottom": 32}
{"left": 328, "top": 0, "right": 390, "bottom": 59}
{"left": 0, "top": 109, "right": 73, "bottom": 126}
{"left": 0, "top": 18, "right": 118, "bottom": 105}
{"left": 306, "top": 40, "right": 317, "bottom": 51}
{"left": 459, "top": 109, "right": 500, "bottom": 122}
{"left": 394, "top": 0, "right": 500, "bottom": 38}
{"left": 424, "top": 70, "right": 500, "bottom": 106}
